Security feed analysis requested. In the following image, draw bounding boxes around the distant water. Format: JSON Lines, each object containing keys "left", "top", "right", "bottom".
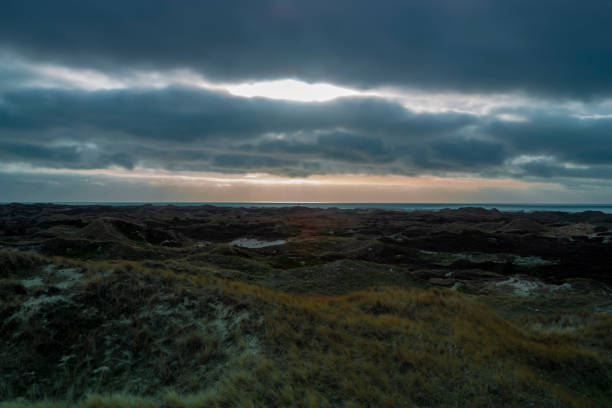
{"left": 6, "top": 202, "right": 612, "bottom": 213}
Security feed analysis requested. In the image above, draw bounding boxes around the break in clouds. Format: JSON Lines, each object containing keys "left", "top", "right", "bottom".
{"left": 1, "top": 0, "right": 612, "bottom": 201}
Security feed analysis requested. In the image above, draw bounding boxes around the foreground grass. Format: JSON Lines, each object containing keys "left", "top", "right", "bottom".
{"left": 1, "top": 251, "right": 611, "bottom": 407}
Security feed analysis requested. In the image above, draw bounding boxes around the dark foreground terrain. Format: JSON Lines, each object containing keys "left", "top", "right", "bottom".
{"left": 1, "top": 203, "right": 611, "bottom": 407}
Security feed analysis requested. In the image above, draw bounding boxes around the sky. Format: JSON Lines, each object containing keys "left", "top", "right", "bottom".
{"left": 1, "top": 0, "right": 612, "bottom": 203}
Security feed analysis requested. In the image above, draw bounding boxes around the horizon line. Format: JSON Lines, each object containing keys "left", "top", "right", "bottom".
{"left": 4, "top": 201, "right": 612, "bottom": 206}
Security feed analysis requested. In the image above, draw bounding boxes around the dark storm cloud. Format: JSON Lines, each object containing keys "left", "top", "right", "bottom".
{"left": 412, "top": 138, "right": 509, "bottom": 171}
{"left": 0, "top": 86, "right": 482, "bottom": 174}
{"left": 1, "top": 1, "right": 611, "bottom": 97}
{"left": 1, "top": 84, "right": 611, "bottom": 180}
{"left": 487, "top": 114, "right": 612, "bottom": 165}
{"left": 241, "top": 132, "right": 392, "bottom": 164}
{"left": 514, "top": 160, "right": 612, "bottom": 180}
{"left": 0, "top": 88, "right": 473, "bottom": 141}
{"left": 0, "top": 140, "right": 134, "bottom": 169}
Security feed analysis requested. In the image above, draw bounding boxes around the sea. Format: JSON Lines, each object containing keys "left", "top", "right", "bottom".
{"left": 6, "top": 202, "right": 612, "bottom": 213}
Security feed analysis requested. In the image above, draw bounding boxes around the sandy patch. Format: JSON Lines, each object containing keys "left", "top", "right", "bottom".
{"left": 494, "top": 276, "right": 572, "bottom": 296}
{"left": 229, "top": 238, "right": 286, "bottom": 248}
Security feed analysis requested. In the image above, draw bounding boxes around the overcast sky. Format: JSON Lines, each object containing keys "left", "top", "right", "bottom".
{"left": 2, "top": 0, "right": 612, "bottom": 203}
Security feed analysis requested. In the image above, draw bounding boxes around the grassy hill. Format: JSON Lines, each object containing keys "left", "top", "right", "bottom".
{"left": 1, "top": 250, "right": 610, "bottom": 408}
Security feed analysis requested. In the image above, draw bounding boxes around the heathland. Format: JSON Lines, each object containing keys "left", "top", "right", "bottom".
{"left": 0, "top": 203, "right": 611, "bottom": 407}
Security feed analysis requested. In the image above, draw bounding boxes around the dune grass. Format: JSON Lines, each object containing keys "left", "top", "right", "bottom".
{"left": 1, "top": 251, "right": 610, "bottom": 407}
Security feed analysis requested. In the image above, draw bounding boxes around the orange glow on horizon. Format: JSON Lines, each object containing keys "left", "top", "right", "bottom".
{"left": 0, "top": 163, "right": 565, "bottom": 203}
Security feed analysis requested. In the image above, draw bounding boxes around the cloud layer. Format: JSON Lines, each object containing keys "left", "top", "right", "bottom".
{"left": 2, "top": 85, "right": 611, "bottom": 179}
{"left": 2, "top": 1, "right": 612, "bottom": 97}
{"left": 1, "top": 1, "right": 612, "bottom": 201}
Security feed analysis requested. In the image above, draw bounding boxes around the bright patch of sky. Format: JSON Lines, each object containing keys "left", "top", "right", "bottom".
{"left": 4, "top": 52, "right": 611, "bottom": 119}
